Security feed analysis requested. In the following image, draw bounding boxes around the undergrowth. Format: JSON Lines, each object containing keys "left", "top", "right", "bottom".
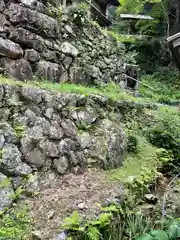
{"left": 139, "top": 69, "right": 180, "bottom": 104}
{"left": 108, "top": 137, "right": 158, "bottom": 182}
{"left": 0, "top": 205, "right": 32, "bottom": 240}
{"left": 61, "top": 105, "right": 177, "bottom": 240}
{"left": 0, "top": 76, "right": 180, "bottom": 239}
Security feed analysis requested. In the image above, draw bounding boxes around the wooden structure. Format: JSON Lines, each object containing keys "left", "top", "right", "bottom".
{"left": 121, "top": 63, "right": 139, "bottom": 90}
{"left": 89, "top": 0, "right": 120, "bottom": 26}
{"left": 120, "top": 14, "right": 153, "bottom": 20}
{"left": 167, "top": 32, "right": 180, "bottom": 70}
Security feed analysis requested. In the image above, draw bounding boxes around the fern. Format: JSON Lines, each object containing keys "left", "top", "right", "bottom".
{"left": 101, "top": 205, "right": 119, "bottom": 213}
{"left": 0, "top": 177, "right": 11, "bottom": 188}
{"left": 86, "top": 226, "right": 101, "bottom": 240}
{"left": 62, "top": 211, "right": 81, "bottom": 230}
{"left": 99, "top": 213, "right": 113, "bottom": 227}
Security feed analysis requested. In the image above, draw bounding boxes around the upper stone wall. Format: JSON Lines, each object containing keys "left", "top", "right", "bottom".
{"left": 0, "top": 0, "right": 125, "bottom": 85}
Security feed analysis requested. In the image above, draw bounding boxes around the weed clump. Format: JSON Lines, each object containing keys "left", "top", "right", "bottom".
{"left": 0, "top": 205, "right": 32, "bottom": 240}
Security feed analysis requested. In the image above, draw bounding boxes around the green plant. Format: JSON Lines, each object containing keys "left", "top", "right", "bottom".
{"left": 62, "top": 211, "right": 81, "bottom": 231}
{"left": 116, "top": 0, "right": 166, "bottom": 37}
{"left": 117, "top": 0, "right": 161, "bottom": 15}
{"left": 61, "top": 206, "right": 119, "bottom": 240}
{"left": 68, "top": 3, "right": 89, "bottom": 25}
{"left": 103, "top": 30, "right": 137, "bottom": 43}
{"left": 13, "top": 124, "right": 25, "bottom": 138}
{"left": 137, "top": 230, "right": 169, "bottom": 240}
{"left": 145, "top": 107, "right": 180, "bottom": 170}
{"left": 136, "top": 219, "right": 180, "bottom": 240}
{"left": 139, "top": 70, "right": 180, "bottom": 102}
{"left": 127, "top": 135, "right": 139, "bottom": 153}
{"left": 8, "top": 186, "right": 25, "bottom": 200}
{"left": 0, "top": 76, "right": 141, "bottom": 104}
{"left": 0, "top": 177, "right": 11, "bottom": 188}
{"left": 126, "top": 214, "right": 153, "bottom": 239}
{"left": 77, "top": 122, "right": 93, "bottom": 131}
{"left": 168, "top": 219, "right": 180, "bottom": 239}
{"left": 47, "top": 1, "right": 63, "bottom": 20}
{"left": 101, "top": 205, "right": 119, "bottom": 214}
{"left": 146, "top": 127, "right": 176, "bottom": 149}
{"left": 0, "top": 205, "right": 32, "bottom": 240}
{"left": 86, "top": 226, "right": 101, "bottom": 240}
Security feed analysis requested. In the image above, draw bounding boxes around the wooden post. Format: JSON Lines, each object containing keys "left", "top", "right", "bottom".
{"left": 63, "top": 0, "right": 66, "bottom": 7}
{"left": 87, "top": 0, "right": 91, "bottom": 20}
{"left": 106, "top": 4, "right": 109, "bottom": 19}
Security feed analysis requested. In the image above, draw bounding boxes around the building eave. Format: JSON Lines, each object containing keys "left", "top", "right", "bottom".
{"left": 95, "top": 0, "right": 120, "bottom": 7}
{"left": 120, "top": 14, "right": 153, "bottom": 20}
{"left": 91, "top": 3, "right": 112, "bottom": 26}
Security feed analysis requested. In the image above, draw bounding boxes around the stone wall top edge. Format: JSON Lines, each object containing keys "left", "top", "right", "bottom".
{"left": 0, "top": 81, "right": 151, "bottom": 111}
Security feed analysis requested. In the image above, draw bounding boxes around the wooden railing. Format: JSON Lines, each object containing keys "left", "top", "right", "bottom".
{"left": 85, "top": 0, "right": 112, "bottom": 26}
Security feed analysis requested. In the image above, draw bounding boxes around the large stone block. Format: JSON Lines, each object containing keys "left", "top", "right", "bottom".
{"left": 0, "top": 58, "right": 33, "bottom": 81}
{"left": 0, "top": 14, "right": 10, "bottom": 38}
{"left": 9, "top": 27, "right": 36, "bottom": 48}
{"left": 6, "top": 3, "right": 60, "bottom": 39}
{"left": 21, "top": 136, "right": 46, "bottom": 167}
{"left": 61, "top": 42, "right": 79, "bottom": 57}
{"left": 0, "top": 1, "right": 5, "bottom": 13}
{"left": 0, "top": 173, "right": 14, "bottom": 212}
{"left": 33, "top": 35, "right": 46, "bottom": 52}
{"left": 0, "top": 37, "right": 23, "bottom": 59}
{"left": 40, "top": 49, "right": 58, "bottom": 63}
{"left": 35, "top": 60, "right": 62, "bottom": 82}
{"left": 5, "top": 3, "right": 36, "bottom": 24}
{"left": 18, "top": 0, "right": 45, "bottom": 13}
{"left": 24, "top": 49, "right": 40, "bottom": 63}
{"left": 9, "top": 27, "right": 46, "bottom": 53}
{"left": 53, "top": 156, "right": 69, "bottom": 174}
{"left": 0, "top": 143, "right": 32, "bottom": 176}
{"left": 79, "top": 119, "right": 127, "bottom": 169}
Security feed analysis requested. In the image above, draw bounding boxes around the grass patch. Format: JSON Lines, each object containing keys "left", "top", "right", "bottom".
{"left": 108, "top": 137, "right": 158, "bottom": 183}
{"left": 0, "top": 75, "right": 147, "bottom": 104}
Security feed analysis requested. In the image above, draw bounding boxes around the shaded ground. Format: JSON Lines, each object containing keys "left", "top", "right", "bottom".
{"left": 25, "top": 169, "right": 124, "bottom": 239}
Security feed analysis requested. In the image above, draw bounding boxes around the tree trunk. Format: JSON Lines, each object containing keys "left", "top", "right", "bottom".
{"left": 169, "top": 0, "right": 180, "bottom": 35}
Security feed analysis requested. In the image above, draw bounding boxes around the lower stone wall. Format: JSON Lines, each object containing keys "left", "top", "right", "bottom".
{"left": 0, "top": 0, "right": 125, "bottom": 85}
{"left": 0, "top": 82, "right": 129, "bottom": 211}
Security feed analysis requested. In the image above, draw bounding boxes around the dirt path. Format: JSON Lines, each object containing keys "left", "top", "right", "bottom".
{"left": 25, "top": 169, "right": 124, "bottom": 239}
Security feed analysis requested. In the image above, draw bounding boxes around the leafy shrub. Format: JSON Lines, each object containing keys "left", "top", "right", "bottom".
{"left": 137, "top": 219, "right": 180, "bottom": 240}
{"left": 146, "top": 128, "right": 176, "bottom": 149}
{"left": 155, "top": 148, "right": 173, "bottom": 165}
{"left": 61, "top": 209, "right": 115, "bottom": 240}
{"left": 47, "top": 2, "right": 63, "bottom": 20}
{"left": 68, "top": 3, "right": 89, "bottom": 25}
{"left": 0, "top": 206, "right": 31, "bottom": 240}
{"left": 136, "top": 39, "right": 170, "bottom": 73}
{"left": 145, "top": 107, "right": 180, "bottom": 169}
{"left": 139, "top": 69, "right": 180, "bottom": 103}
{"left": 127, "top": 135, "right": 139, "bottom": 153}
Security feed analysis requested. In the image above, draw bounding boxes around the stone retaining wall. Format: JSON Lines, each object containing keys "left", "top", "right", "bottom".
{"left": 0, "top": 82, "right": 128, "bottom": 211}
{"left": 0, "top": 0, "right": 125, "bottom": 85}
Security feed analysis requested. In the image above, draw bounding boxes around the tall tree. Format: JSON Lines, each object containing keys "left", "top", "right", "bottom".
{"left": 168, "top": 0, "right": 180, "bottom": 35}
